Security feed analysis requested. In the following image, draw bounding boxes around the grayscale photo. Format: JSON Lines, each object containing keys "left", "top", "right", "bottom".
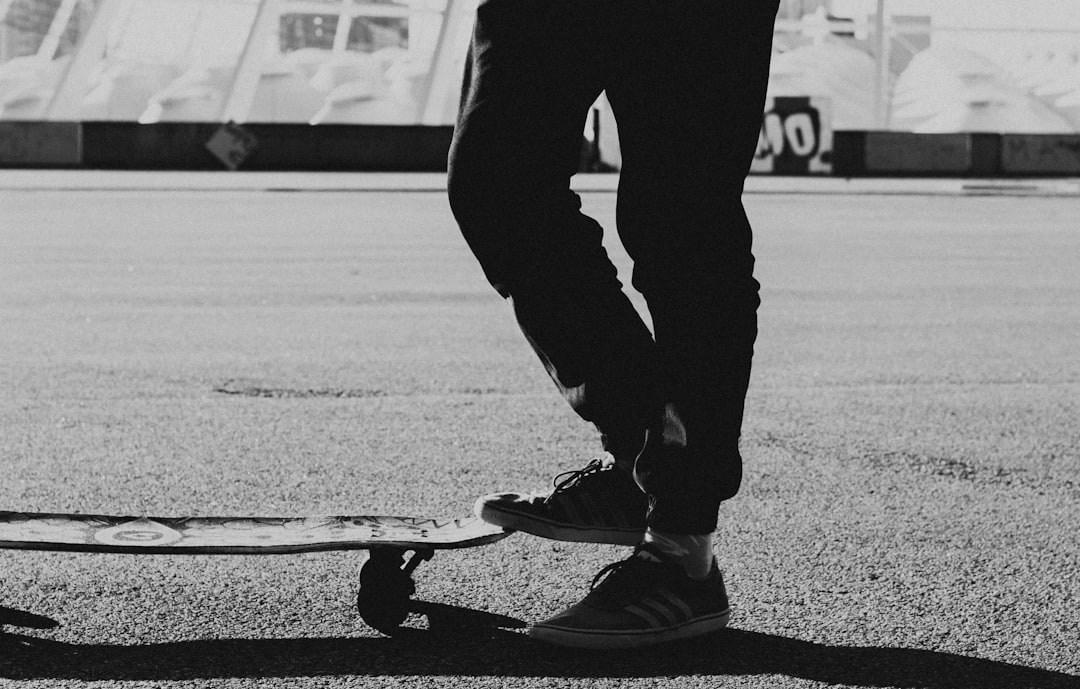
{"left": 1, "top": 0, "right": 1077, "bottom": 686}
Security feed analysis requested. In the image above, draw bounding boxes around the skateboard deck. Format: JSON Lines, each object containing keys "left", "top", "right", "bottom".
{"left": 0, "top": 510, "right": 511, "bottom": 632}
{"left": 0, "top": 511, "right": 508, "bottom": 555}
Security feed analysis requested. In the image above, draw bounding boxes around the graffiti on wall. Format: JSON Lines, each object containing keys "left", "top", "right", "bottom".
{"left": 752, "top": 96, "right": 833, "bottom": 175}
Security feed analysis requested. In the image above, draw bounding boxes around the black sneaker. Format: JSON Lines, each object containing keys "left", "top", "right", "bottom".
{"left": 473, "top": 457, "right": 647, "bottom": 545}
{"left": 528, "top": 543, "right": 731, "bottom": 649}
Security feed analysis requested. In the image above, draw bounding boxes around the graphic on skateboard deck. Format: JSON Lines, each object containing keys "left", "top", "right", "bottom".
{"left": 0, "top": 511, "right": 510, "bottom": 632}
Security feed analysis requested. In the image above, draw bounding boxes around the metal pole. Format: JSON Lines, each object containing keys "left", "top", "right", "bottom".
{"left": 332, "top": 0, "right": 352, "bottom": 53}
{"left": 222, "top": 0, "right": 282, "bottom": 122}
{"left": 37, "top": 0, "right": 82, "bottom": 60}
{"left": 46, "top": 0, "right": 131, "bottom": 120}
{"left": 0, "top": 0, "right": 16, "bottom": 61}
{"left": 418, "top": 0, "right": 465, "bottom": 125}
{"left": 873, "top": 0, "right": 888, "bottom": 129}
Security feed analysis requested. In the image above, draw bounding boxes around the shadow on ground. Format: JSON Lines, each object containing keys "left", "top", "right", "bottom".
{"left": 1, "top": 603, "right": 1075, "bottom": 687}
{"left": 0, "top": 607, "right": 58, "bottom": 630}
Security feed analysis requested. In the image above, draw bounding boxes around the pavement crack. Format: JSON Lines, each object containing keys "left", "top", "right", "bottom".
{"left": 213, "top": 380, "right": 387, "bottom": 399}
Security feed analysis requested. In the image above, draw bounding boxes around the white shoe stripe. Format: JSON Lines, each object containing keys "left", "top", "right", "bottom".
{"left": 657, "top": 588, "right": 695, "bottom": 620}
{"left": 624, "top": 604, "right": 666, "bottom": 628}
{"left": 638, "top": 597, "right": 681, "bottom": 627}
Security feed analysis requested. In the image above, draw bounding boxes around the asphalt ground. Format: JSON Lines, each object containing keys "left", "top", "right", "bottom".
{"left": 0, "top": 172, "right": 1077, "bottom": 688}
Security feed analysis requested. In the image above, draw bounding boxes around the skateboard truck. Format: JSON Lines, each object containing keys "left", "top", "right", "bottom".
{"left": 356, "top": 546, "right": 435, "bottom": 633}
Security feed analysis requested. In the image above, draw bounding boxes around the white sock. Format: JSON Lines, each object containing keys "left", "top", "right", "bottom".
{"left": 643, "top": 529, "right": 716, "bottom": 580}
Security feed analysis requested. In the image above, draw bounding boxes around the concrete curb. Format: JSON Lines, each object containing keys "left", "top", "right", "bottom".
{"left": 2, "top": 170, "right": 1078, "bottom": 197}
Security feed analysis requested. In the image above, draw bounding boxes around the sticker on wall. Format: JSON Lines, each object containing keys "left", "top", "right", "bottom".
{"left": 205, "top": 121, "right": 259, "bottom": 171}
{"left": 752, "top": 97, "right": 833, "bottom": 175}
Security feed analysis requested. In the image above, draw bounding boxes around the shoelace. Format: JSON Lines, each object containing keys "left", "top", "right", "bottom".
{"left": 545, "top": 458, "right": 608, "bottom": 503}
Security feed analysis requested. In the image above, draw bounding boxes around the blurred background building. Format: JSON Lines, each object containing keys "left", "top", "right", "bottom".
{"left": 2, "top": 0, "right": 1079, "bottom": 132}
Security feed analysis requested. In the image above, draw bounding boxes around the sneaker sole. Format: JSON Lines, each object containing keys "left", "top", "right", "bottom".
{"left": 475, "top": 499, "right": 643, "bottom": 547}
{"left": 528, "top": 609, "right": 731, "bottom": 650}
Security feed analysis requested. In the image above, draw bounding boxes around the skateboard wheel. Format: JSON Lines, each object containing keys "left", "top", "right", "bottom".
{"left": 357, "top": 550, "right": 416, "bottom": 633}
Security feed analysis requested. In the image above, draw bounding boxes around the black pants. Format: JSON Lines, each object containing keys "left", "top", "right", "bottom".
{"left": 448, "top": 0, "right": 779, "bottom": 534}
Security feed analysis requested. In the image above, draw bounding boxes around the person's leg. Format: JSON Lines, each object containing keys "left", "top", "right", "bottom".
{"left": 529, "top": 0, "right": 779, "bottom": 649}
{"left": 449, "top": 0, "right": 655, "bottom": 543}
{"left": 605, "top": 0, "right": 780, "bottom": 537}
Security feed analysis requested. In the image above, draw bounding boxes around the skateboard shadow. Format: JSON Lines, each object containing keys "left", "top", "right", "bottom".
{"left": 1, "top": 610, "right": 1075, "bottom": 688}
{"left": 0, "top": 607, "right": 59, "bottom": 631}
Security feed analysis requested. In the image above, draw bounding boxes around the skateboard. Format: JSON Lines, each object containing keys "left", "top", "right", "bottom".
{"left": 0, "top": 511, "right": 510, "bottom": 633}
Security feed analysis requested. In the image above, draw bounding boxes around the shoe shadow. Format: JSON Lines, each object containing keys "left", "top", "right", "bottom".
{"left": 1, "top": 605, "right": 1074, "bottom": 688}
{"left": 0, "top": 606, "right": 59, "bottom": 631}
